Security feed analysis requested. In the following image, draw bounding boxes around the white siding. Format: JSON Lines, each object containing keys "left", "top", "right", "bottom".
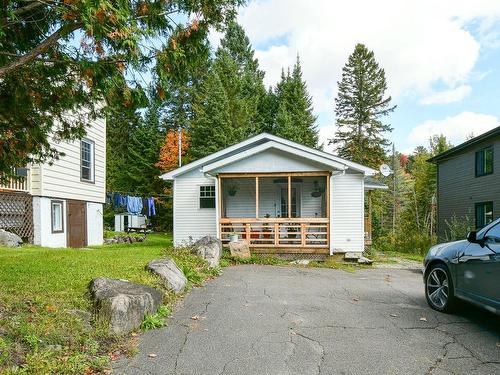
{"left": 31, "top": 117, "right": 106, "bottom": 203}
{"left": 214, "top": 149, "right": 327, "bottom": 174}
{"left": 33, "top": 197, "right": 67, "bottom": 248}
{"left": 87, "top": 202, "right": 104, "bottom": 246}
{"left": 173, "top": 169, "right": 217, "bottom": 246}
{"left": 330, "top": 173, "right": 364, "bottom": 254}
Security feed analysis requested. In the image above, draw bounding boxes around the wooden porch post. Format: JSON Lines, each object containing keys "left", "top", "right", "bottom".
{"left": 255, "top": 176, "right": 259, "bottom": 218}
{"left": 287, "top": 174, "right": 292, "bottom": 219}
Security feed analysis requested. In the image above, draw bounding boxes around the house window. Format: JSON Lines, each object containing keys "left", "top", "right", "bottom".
{"left": 475, "top": 201, "right": 493, "bottom": 229}
{"left": 475, "top": 146, "right": 493, "bottom": 177}
{"left": 51, "top": 200, "right": 64, "bottom": 233}
{"left": 199, "top": 185, "right": 216, "bottom": 209}
{"left": 81, "top": 139, "right": 95, "bottom": 182}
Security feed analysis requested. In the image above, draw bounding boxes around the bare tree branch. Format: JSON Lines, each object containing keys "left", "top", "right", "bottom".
{"left": 0, "top": 21, "right": 82, "bottom": 77}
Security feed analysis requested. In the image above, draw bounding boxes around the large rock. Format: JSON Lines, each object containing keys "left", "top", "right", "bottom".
{"left": 193, "top": 236, "right": 222, "bottom": 268}
{"left": 229, "top": 241, "right": 251, "bottom": 259}
{"left": 88, "top": 278, "right": 162, "bottom": 335}
{"left": 0, "top": 229, "right": 22, "bottom": 248}
{"left": 146, "top": 258, "right": 187, "bottom": 294}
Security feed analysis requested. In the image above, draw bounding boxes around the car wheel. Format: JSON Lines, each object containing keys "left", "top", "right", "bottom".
{"left": 425, "top": 263, "right": 455, "bottom": 313}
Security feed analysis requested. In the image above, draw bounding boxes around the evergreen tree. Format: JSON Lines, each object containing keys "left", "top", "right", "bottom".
{"left": 331, "top": 43, "right": 396, "bottom": 168}
{"left": 214, "top": 22, "right": 268, "bottom": 136}
{"left": 272, "top": 57, "right": 318, "bottom": 147}
{"left": 123, "top": 106, "right": 165, "bottom": 195}
{"left": 106, "top": 106, "right": 141, "bottom": 192}
{"left": 189, "top": 69, "right": 235, "bottom": 159}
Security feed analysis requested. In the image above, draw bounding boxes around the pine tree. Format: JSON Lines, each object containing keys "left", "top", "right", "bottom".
{"left": 214, "top": 22, "right": 268, "bottom": 136}
{"left": 189, "top": 69, "right": 236, "bottom": 159}
{"left": 331, "top": 44, "right": 396, "bottom": 167}
{"left": 272, "top": 57, "right": 318, "bottom": 147}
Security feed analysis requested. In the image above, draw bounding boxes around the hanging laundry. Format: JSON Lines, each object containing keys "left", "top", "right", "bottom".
{"left": 127, "top": 196, "right": 143, "bottom": 215}
{"left": 142, "top": 197, "right": 148, "bottom": 215}
{"left": 147, "top": 197, "right": 156, "bottom": 216}
{"left": 113, "top": 192, "right": 123, "bottom": 208}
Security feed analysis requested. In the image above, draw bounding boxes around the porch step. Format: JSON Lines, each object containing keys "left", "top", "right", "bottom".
{"left": 344, "top": 252, "right": 361, "bottom": 261}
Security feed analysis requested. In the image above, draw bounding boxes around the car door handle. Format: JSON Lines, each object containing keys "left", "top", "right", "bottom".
{"left": 458, "top": 255, "right": 491, "bottom": 263}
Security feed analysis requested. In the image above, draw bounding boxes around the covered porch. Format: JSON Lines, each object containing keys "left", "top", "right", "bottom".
{"left": 217, "top": 172, "right": 330, "bottom": 253}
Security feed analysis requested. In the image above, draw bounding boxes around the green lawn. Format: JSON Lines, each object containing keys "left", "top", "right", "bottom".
{"left": 0, "top": 234, "right": 217, "bottom": 374}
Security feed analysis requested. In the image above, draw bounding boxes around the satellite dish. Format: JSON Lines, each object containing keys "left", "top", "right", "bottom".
{"left": 379, "top": 164, "right": 393, "bottom": 177}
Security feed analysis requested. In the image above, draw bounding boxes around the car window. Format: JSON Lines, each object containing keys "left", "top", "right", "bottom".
{"left": 485, "top": 223, "right": 500, "bottom": 243}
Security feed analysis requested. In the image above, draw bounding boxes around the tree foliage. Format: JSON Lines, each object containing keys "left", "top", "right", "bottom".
{"left": 331, "top": 43, "right": 396, "bottom": 168}
{"left": 271, "top": 57, "right": 318, "bottom": 147}
{"left": 0, "top": 0, "right": 242, "bottom": 180}
{"left": 157, "top": 129, "right": 189, "bottom": 172}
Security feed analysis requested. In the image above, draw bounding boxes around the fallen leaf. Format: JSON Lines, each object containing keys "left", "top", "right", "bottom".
{"left": 419, "top": 317, "right": 427, "bottom": 322}
{"left": 148, "top": 353, "right": 157, "bottom": 358}
{"left": 389, "top": 314, "right": 397, "bottom": 317}
{"left": 191, "top": 315, "right": 199, "bottom": 320}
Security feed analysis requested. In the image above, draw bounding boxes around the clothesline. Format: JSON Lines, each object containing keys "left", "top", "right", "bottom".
{"left": 107, "top": 192, "right": 159, "bottom": 217}
{"left": 106, "top": 190, "right": 172, "bottom": 199}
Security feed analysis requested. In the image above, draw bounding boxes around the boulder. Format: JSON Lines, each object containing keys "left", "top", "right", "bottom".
{"left": 290, "top": 259, "right": 310, "bottom": 265}
{"left": 0, "top": 229, "right": 22, "bottom": 248}
{"left": 193, "top": 236, "right": 222, "bottom": 268}
{"left": 146, "top": 258, "right": 187, "bottom": 294}
{"left": 229, "top": 241, "right": 251, "bottom": 259}
{"left": 88, "top": 278, "right": 162, "bottom": 335}
{"left": 358, "top": 256, "right": 373, "bottom": 265}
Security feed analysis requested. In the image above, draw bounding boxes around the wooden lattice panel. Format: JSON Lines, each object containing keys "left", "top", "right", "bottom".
{"left": 0, "top": 192, "right": 33, "bottom": 242}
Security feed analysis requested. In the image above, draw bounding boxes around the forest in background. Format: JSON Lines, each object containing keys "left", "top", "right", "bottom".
{"left": 106, "top": 22, "right": 460, "bottom": 255}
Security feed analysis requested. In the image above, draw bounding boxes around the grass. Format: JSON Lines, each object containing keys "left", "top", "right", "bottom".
{"left": 0, "top": 234, "right": 218, "bottom": 374}
{"left": 372, "top": 250, "right": 425, "bottom": 264}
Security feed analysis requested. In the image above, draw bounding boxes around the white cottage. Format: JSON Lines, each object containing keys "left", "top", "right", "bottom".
{"left": 0, "top": 116, "right": 106, "bottom": 248}
{"left": 162, "top": 133, "right": 384, "bottom": 256}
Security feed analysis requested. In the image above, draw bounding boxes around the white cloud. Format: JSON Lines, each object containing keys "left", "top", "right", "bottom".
{"left": 419, "top": 85, "right": 472, "bottom": 105}
{"left": 234, "top": 0, "right": 500, "bottom": 118}
{"left": 407, "top": 112, "right": 499, "bottom": 152}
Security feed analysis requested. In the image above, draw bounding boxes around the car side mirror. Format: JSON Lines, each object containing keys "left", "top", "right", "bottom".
{"left": 467, "top": 231, "right": 485, "bottom": 247}
{"left": 467, "top": 231, "right": 477, "bottom": 243}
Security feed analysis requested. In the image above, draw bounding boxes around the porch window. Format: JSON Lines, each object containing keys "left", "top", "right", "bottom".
{"left": 221, "top": 178, "right": 256, "bottom": 218}
{"left": 220, "top": 174, "right": 328, "bottom": 219}
{"left": 199, "top": 185, "right": 216, "bottom": 209}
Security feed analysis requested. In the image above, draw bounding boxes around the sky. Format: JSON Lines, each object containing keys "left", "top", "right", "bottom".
{"left": 210, "top": 0, "right": 500, "bottom": 154}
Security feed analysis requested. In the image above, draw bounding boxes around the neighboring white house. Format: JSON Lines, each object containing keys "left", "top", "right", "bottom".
{"left": 162, "top": 133, "right": 384, "bottom": 256}
{"left": 0, "top": 116, "right": 106, "bottom": 248}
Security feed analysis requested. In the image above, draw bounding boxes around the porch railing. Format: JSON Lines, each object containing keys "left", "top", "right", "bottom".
{"left": 220, "top": 218, "right": 329, "bottom": 248}
{"left": 0, "top": 170, "right": 30, "bottom": 192}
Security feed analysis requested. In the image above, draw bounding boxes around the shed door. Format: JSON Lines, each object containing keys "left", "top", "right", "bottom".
{"left": 67, "top": 200, "right": 87, "bottom": 248}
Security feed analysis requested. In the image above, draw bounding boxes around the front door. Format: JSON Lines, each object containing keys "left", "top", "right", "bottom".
{"left": 279, "top": 187, "right": 300, "bottom": 218}
{"left": 67, "top": 200, "right": 87, "bottom": 248}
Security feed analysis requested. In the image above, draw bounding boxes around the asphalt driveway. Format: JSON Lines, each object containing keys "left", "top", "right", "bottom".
{"left": 114, "top": 265, "right": 500, "bottom": 375}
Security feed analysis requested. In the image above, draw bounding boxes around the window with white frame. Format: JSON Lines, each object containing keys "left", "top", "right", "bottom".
{"left": 81, "top": 139, "right": 94, "bottom": 182}
{"left": 51, "top": 200, "right": 64, "bottom": 233}
{"left": 199, "top": 185, "right": 216, "bottom": 209}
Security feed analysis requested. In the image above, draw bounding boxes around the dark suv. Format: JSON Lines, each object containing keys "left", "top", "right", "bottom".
{"left": 423, "top": 218, "right": 500, "bottom": 315}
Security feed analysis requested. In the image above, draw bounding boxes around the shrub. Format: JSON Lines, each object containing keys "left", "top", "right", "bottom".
{"left": 444, "top": 214, "right": 473, "bottom": 242}
{"left": 373, "top": 232, "right": 436, "bottom": 256}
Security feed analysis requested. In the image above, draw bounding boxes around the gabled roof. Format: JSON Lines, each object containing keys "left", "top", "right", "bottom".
{"left": 161, "top": 133, "right": 377, "bottom": 180}
{"left": 428, "top": 125, "right": 500, "bottom": 163}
